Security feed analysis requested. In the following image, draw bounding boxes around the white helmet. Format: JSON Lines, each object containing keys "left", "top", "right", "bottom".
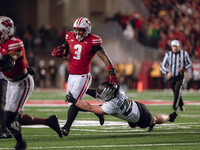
{"left": 0, "top": 16, "right": 14, "bottom": 44}
{"left": 73, "top": 17, "right": 91, "bottom": 41}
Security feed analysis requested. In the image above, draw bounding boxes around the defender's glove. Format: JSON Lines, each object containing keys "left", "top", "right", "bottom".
{"left": 65, "top": 92, "right": 77, "bottom": 105}
{"left": 107, "top": 65, "right": 118, "bottom": 85}
{"left": 0, "top": 54, "right": 15, "bottom": 71}
{"left": 51, "top": 45, "right": 68, "bottom": 57}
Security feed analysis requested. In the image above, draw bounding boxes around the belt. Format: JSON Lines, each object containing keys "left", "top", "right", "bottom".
{"left": 8, "top": 73, "right": 28, "bottom": 82}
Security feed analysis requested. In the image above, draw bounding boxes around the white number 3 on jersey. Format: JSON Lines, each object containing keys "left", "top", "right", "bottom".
{"left": 73, "top": 44, "right": 82, "bottom": 60}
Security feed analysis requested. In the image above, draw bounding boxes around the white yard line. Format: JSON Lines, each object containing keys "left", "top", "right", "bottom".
{"left": 1, "top": 143, "right": 200, "bottom": 150}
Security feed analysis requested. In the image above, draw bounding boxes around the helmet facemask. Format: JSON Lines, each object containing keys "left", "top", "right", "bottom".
{"left": 73, "top": 28, "right": 87, "bottom": 41}
{"left": 96, "top": 81, "right": 118, "bottom": 102}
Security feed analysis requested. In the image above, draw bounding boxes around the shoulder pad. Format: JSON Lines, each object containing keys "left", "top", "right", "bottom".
{"left": 8, "top": 37, "right": 24, "bottom": 51}
{"left": 91, "top": 34, "right": 102, "bottom": 46}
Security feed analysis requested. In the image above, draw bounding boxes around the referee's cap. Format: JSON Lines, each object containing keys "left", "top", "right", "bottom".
{"left": 171, "top": 40, "right": 180, "bottom": 47}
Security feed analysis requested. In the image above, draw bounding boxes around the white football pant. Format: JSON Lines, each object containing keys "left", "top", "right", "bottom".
{"left": 5, "top": 74, "right": 34, "bottom": 113}
{"left": 67, "top": 73, "right": 92, "bottom": 101}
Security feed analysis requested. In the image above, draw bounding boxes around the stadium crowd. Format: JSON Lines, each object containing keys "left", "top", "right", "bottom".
{"left": 108, "top": 0, "right": 200, "bottom": 58}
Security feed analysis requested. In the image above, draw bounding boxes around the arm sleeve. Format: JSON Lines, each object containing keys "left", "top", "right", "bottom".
{"left": 184, "top": 52, "right": 192, "bottom": 70}
{"left": 86, "top": 89, "right": 96, "bottom": 98}
{"left": 65, "top": 41, "right": 69, "bottom": 50}
{"left": 101, "top": 102, "right": 116, "bottom": 115}
{"left": 91, "top": 45, "right": 103, "bottom": 53}
{"left": 160, "top": 53, "right": 169, "bottom": 74}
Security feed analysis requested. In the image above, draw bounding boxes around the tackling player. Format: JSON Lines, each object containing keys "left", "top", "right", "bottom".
{"left": 0, "top": 16, "right": 62, "bottom": 150}
{"left": 51, "top": 17, "right": 118, "bottom": 136}
{"left": 66, "top": 81, "right": 178, "bottom": 132}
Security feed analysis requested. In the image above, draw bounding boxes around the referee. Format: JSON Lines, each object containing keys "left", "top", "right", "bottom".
{"left": 160, "top": 40, "right": 192, "bottom": 112}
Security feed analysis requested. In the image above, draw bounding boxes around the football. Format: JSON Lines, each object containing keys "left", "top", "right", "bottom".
{"left": 51, "top": 45, "right": 68, "bottom": 57}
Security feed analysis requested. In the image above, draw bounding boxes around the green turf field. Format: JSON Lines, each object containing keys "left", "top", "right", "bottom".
{"left": 1, "top": 89, "right": 200, "bottom": 150}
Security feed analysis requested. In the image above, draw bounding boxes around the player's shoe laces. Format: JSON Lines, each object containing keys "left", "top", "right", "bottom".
{"left": 169, "top": 112, "right": 178, "bottom": 122}
{"left": 13, "top": 139, "right": 27, "bottom": 150}
{"left": 95, "top": 114, "right": 104, "bottom": 125}
{"left": 61, "top": 127, "right": 70, "bottom": 136}
{"left": 146, "top": 124, "right": 155, "bottom": 132}
{"left": 45, "top": 115, "right": 62, "bottom": 138}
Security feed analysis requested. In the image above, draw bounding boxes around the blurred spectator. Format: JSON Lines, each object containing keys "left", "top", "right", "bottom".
{"left": 57, "top": 27, "right": 67, "bottom": 45}
{"left": 116, "top": 61, "right": 127, "bottom": 89}
{"left": 48, "top": 59, "right": 57, "bottom": 87}
{"left": 27, "top": 51, "right": 35, "bottom": 68}
{"left": 188, "top": 59, "right": 200, "bottom": 90}
{"left": 150, "top": 60, "right": 164, "bottom": 89}
{"left": 24, "top": 24, "right": 35, "bottom": 51}
{"left": 49, "top": 25, "right": 58, "bottom": 47}
{"left": 27, "top": 51, "right": 36, "bottom": 86}
{"left": 123, "top": 21, "right": 135, "bottom": 40}
{"left": 124, "top": 59, "right": 135, "bottom": 89}
{"left": 111, "top": 0, "right": 200, "bottom": 57}
{"left": 194, "top": 41, "right": 200, "bottom": 59}
{"left": 58, "top": 60, "right": 68, "bottom": 90}
{"left": 37, "top": 60, "right": 47, "bottom": 88}
{"left": 33, "top": 33, "right": 42, "bottom": 49}
{"left": 104, "top": 11, "right": 122, "bottom": 24}
{"left": 39, "top": 26, "right": 49, "bottom": 48}
{"left": 120, "top": 14, "right": 130, "bottom": 30}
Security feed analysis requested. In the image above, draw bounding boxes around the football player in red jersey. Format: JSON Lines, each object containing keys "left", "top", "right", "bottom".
{"left": 0, "top": 16, "right": 62, "bottom": 149}
{"left": 51, "top": 17, "right": 118, "bottom": 136}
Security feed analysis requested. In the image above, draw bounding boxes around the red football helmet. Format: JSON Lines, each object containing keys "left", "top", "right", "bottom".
{"left": 0, "top": 16, "right": 14, "bottom": 44}
{"left": 73, "top": 17, "right": 92, "bottom": 41}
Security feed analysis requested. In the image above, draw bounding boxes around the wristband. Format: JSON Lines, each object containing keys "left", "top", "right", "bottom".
{"left": 107, "top": 65, "right": 114, "bottom": 71}
{"left": 108, "top": 68, "right": 116, "bottom": 76}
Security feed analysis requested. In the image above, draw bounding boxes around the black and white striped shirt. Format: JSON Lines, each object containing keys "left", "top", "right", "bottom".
{"left": 160, "top": 50, "right": 192, "bottom": 77}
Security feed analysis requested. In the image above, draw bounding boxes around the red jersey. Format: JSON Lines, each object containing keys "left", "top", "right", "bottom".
{"left": 0, "top": 36, "right": 28, "bottom": 79}
{"left": 65, "top": 31, "right": 102, "bottom": 74}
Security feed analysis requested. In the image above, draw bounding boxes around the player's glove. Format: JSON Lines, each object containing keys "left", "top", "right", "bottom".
{"left": 0, "top": 54, "right": 15, "bottom": 71}
{"left": 51, "top": 45, "right": 68, "bottom": 57}
{"left": 106, "top": 65, "right": 118, "bottom": 85}
{"left": 65, "top": 92, "right": 77, "bottom": 105}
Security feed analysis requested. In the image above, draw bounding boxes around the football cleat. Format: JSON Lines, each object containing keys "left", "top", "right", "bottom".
{"left": 0, "top": 127, "right": 12, "bottom": 139}
{"left": 95, "top": 114, "right": 104, "bottom": 125}
{"left": 46, "top": 115, "right": 62, "bottom": 138}
{"left": 169, "top": 112, "right": 178, "bottom": 122}
{"left": 146, "top": 124, "right": 155, "bottom": 132}
{"left": 13, "top": 139, "right": 27, "bottom": 150}
{"left": 61, "top": 127, "right": 70, "bottom": 136}
{"left": 0, "top": 132, "right": 12, "bottom": 139}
